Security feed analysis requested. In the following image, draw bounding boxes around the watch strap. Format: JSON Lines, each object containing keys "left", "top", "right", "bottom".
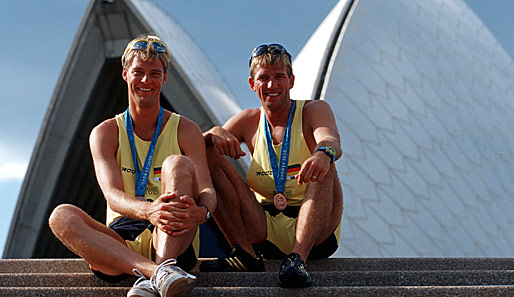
{"left": 315, "top": 146, "right": 336, "bottom": 163}
{"left": 199, "top": 204, "right": 210, "bottom": 223}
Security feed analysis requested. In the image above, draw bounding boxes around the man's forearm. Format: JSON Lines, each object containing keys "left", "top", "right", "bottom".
{"left": 315, "top": 137, "right": 342, "bottom": 161}
{"left": 104, "top": 188, "right": 150, "bottom": 221}
{"left": 203, "top": 126, "right": 223, "bottom": 146}
{"left": 197, "top": 188, "right": 217, "bottom": 214}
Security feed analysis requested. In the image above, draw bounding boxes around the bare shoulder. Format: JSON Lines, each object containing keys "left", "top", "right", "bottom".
{"left": 224, "top": 107, "right": 260, "bottom": 132}
{"left": 178, "top": 115, "right": 202, "bottom": 135}
{"left": 90, "top": 118, "right": 118, "bottom": 143}
{"left": 241, "top": 107, "right": 261, "bottom": 117}
{"left": 177, "top": 115, "right": 206, "bottom": 157}
{"left": 223, "top": 108, "right": 260, "bottom": 133}
{"left": 89, "top": 117, "right": 119, "bottom": 157}
{"left": 229, "top": 108, "right": 260, "bottom": 124}
{"left": 303, "top": 99, "right": 333, "bottom": 113}
{"left": 303, "top": 100, "right": 335, "bottom": 120}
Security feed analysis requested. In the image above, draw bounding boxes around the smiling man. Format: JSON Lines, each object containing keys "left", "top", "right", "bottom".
{"left": 48, "top": 35, "right": 216, "bottom": 297}
{"left": 202, "top": 44, "right": 344, "bottom": 288}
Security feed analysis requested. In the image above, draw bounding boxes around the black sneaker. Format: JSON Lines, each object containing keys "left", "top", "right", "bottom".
{"left": 278, "top": 252, "right": 313, "bottom": 288}
{"left": 199, "top": 245, "right": 265, "bottom": 272}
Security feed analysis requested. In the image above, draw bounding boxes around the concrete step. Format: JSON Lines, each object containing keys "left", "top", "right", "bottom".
{"left": 1, "top": 286, "right": 514, "bottom": 297}
{"left": 196, "top": 270, "right": 514, "bottom": 287}
{"left": 0, "top": 287, "right": 128, "bottom": 297}
{"left": 264, "top": 257, "right": 514, "bottom": 272}
{"left": 0, "top": 273, "right": 135, "bottom": 288}
{"left": 0, "top": 259, "right": 90, "bottom": 273}
{"left": 2, "top": 270, "right": 514, "bottom": 288}
{"left": 190, "top": 286, "right": 514, "bottom": 297}
{"left": 3, "top": 257, "right": 514, "bottom": 273}
{"left": 2, "top": 258, "right": 514, "bottom": 297}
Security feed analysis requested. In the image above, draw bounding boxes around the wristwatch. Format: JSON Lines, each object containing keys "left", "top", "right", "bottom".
{"left": 199, "top": 205, "right": 210, "bottom": 223}
{"left": 315, "top": 146, "right": 336, "bottom": 163}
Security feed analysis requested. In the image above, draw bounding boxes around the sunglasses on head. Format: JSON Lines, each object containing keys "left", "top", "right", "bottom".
{"left": 130, "top": 40, "right": 170, "bottom": 59}
{"left": 249, "top": 43, "right": 291, "bottom": 67}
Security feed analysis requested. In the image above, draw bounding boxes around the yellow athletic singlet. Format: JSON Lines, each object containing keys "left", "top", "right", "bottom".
{"left": 247, "top": 100, "right": 311, "bottom": 206}
{"left": 247, "top": 100, "right": 341, "bottom": 255}
{"left": 109, "top": 112, "right": 199, "bottom": 259}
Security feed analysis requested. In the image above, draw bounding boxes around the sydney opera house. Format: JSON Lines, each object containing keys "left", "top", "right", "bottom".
{"left": 4, "top": 0, "right": 514, "bottom": 259}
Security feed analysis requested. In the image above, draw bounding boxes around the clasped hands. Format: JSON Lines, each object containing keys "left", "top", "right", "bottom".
{"left": 148, "top": 192, "right": 202, "bottom": 237}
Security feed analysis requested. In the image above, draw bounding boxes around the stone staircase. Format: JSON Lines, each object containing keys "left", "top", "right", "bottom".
{"left": 1, "top": 258, "right": 514, "bottom": 296}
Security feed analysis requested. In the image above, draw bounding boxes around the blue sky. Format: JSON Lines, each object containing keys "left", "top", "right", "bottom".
{"left": 1, "top": 0, "right": 513, "bottom": 257}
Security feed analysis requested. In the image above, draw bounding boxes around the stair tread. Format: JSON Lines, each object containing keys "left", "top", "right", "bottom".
{"left": 2, "top": 258, "right": 514, "bottom": 296}
{"left": 2, "top": 270, "right": 514, "bottom": 287}
{"left": 3, "top": 258, "right": 514, "bottom": 273}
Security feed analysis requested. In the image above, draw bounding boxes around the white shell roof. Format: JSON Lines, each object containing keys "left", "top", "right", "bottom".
{"left": 294, "top": 0, "right": 514, "bottom": 257}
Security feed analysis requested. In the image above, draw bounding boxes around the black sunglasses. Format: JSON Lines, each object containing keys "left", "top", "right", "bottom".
{"left": 249, "top": 43, "right": 292, "bottom": 67}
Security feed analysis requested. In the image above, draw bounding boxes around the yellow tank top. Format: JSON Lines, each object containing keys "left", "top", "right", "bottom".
{"left": 247, "top": 100, "right": 312, "bottom": 206}
{"left": 107, "top": 112, "right": 182, "bottom": 224}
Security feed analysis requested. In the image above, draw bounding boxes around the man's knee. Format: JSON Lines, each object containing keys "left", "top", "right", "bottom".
{"left": 162, "top": 155, "right": 194, "bottom": 177}
{"left": 48, "top": 204, "right": 82, "bottom": 238}
{"left": 49, "top": 204, "right": 79, "bottom": 226}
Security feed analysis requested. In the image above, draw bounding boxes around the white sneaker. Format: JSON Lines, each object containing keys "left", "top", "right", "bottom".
{"left": 150, "top": 258, "right": 197, "bottom": 297}
{"left": 127, "top": 269, "right": 159, "bottom": 297}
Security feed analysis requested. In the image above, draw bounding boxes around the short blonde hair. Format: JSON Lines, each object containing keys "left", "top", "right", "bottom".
{"left": 250, "top": 52, "right": 293, "bottom": 78}
{"left": 121, "top": 34, "right": 170, "bottom": 71}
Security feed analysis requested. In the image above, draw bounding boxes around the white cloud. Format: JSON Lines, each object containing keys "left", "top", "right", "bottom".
{"left": 0, "top": 144, "right": 30, "bottom": 182}
{"left": 0, "top": 162, "right": 28, "bottom": 182}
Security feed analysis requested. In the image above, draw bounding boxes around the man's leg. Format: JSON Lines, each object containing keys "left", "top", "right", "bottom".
{"left": 205, "top": 146, "right": 267, "bottom": 257}
{"left": 199, "top": 146, "right": 267, "bottom": 272}
{"left": 152, "top": 155, "right": 198, "bottom": 264}
{"left": 292, "top": 165, "right": 343, "bottom": 260}
{"left": 278, "top": 165, "right": 343, "bottom": 287}
{"left": 49, "top": 204, "right": 158, "bottom": 278}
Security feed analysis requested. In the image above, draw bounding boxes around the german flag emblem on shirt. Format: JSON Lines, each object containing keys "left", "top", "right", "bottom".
{"left": 285, "top": 164, "right": 301, "bottom": 181}
{"left": 154, "top": 167, "right": 162, "bottom": 182}
{"left": 287, "top": 164, "right": 301, "bottom": 175}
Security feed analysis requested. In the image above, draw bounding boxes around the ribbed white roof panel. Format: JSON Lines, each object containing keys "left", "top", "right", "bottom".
{"left": 296, "top": 0, "right": 514, "bottom": 257}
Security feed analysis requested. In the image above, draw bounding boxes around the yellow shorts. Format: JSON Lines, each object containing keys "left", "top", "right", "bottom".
{"left": 264, "top": 208, "right": 342, "bottom": 255}
{"left": 108, "top": 216, "right": 200, "bottom": 260}
{"left": 125, "top": 227, "right": 200, "bottom": 260}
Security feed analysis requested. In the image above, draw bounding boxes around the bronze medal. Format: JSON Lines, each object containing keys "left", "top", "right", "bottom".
{"left": 274, "top": 192, "right": 287, "bottom": 211}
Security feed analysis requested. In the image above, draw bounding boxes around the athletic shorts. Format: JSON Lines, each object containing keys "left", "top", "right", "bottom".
{"left": 255, "top": 204, "right": 342, "bottom": 260}
{"left": 92, "top": 216, "right": 199, "bottom": 282}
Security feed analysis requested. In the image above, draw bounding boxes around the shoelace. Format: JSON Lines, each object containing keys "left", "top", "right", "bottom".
{"left": 131, "top": 268, "right": 155, "bottom": 290}
{"left": 150, "top": 258, "right": 179, "bottom": 289}
{"left": 133, "top": 268, "right": 147, "bottom": 279}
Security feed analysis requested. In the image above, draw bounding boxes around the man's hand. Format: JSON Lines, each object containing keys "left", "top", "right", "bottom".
{"left": 206, "top": 126, "right": 246, "bottom": 159}
{"left": 297, "top": 150, "right": 332, "bottom": 185}
{"left": 149, "top": 192, "right": 206, "bottom": 237}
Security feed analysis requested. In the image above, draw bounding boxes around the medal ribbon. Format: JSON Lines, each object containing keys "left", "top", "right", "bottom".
{"left": 125, "top": 106, "right": 164, "bottom": 197}
{"left": 264, "top": 100, "right": 296, "bottom": 195}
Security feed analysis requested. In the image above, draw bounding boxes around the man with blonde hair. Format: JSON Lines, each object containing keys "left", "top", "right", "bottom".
{"left": 202, "top": 43, "right": 343, "bottom": 288}
{"left": 49, "top": 34, "right": 216, "bottom": 297}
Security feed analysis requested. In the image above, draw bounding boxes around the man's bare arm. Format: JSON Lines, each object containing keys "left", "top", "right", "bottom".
{"left": 298, "top": 100, "right": 342, "bottom": 184}
{"left": 89, "top": 119, "right": 176, "bottom": 234}
{"left": 175, "top": 116, "right": 217, "bottom": 235}
{"left": 203, "top": 108, "right": 259, "bottom": 158}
